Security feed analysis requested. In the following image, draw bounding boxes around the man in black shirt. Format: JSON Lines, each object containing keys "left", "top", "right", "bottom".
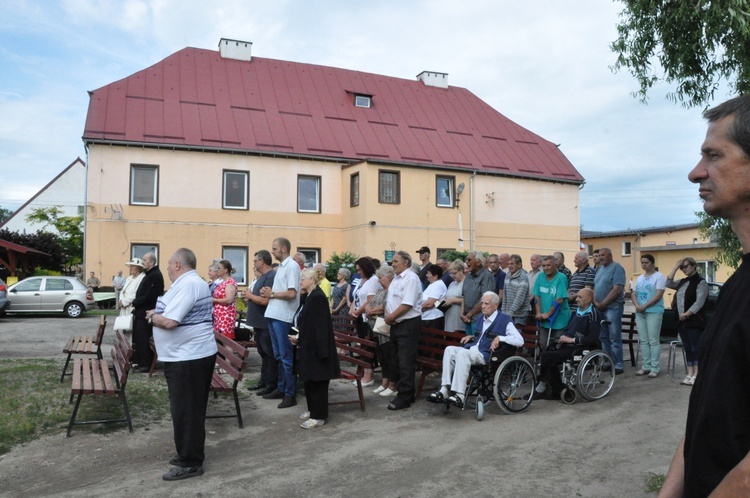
{"left": 661, "top": 95, "right": 750, "bottom": 497}
{"left": 244, "top": 250, "right": 277, "bottom": 395}
{"left": 131, "top": 252, "right": 164, "bottom": 372}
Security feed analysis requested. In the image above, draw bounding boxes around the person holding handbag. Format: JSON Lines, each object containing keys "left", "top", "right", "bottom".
{"left": 116, "top": 258, "right": 145, "bottom": 333}
{"left": 666, "top": 257, "right": 708, "bottom": 385}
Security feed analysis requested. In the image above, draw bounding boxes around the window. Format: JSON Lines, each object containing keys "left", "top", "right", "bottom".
{"left": 587, "top": 244, "right": 594, "bottom": 256}
{"left": 298, "top": 175, "right": 321, "bottom": 213}
{"left": 223, "top": 247, "right": 248, "bottom": 285}
{"left": 46, "top": 279, "right": 73, "bottom": 291}
{"left": 350, "top": 173, "right": 360, "bottom": 207}
{"left": 223, "top": 170, "right": 249, "bottom": 210}
{"left": 696, "top": 260, "right": 716, "bottom": 282}
{"left": 298, "top": 248, "right": 320, "bottom": 267}
{"left": 15, "top": 278, "right": 42, "bottom": 292}
{"left": 130, "top": 164, "right": 158, "bottom": 206}
{"left": 436, "top": 176, "right": 455, "bottom": 208}
{"left": 131, "top": 244, "right": 159, "bottom": 263}
{"left": 354, "top": 95, "right": 371, "bottom": 108}
{"left": 378, "top": 170, "right": 400, "bottom": 204}
{"left": 622, "top": 242, "right": 632, "bottom": 256}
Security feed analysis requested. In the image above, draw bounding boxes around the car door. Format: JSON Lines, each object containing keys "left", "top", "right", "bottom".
{"left": 8, "top": 278, "right": 43, "bottom": 311}
{"left": 40, "top": 278, "right": 73, "bottom": 311}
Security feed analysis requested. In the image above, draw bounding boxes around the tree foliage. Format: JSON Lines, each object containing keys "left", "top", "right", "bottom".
{"left": 0, "top": 228, "right": 66, "bottom": 274}
{"left": 24, "top": 206, "right": 83, "bottom": 268}
{"left": 325, "top": 251, "right": 359, "bottom": 282}
{"left": 697, "top": 211, "right": 743, "bottom": 270}
{"left": 0, "top": 207, "right": 13, "bottom": 224}
{"left": 611, "top": 1, "right": 750, "bottom": 107}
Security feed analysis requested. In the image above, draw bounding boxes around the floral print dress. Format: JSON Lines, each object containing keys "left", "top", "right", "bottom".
{"left": 213, "top": 277, "right": 237, "bottom": 339}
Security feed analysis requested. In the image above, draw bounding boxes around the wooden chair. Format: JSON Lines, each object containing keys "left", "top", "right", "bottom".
{"left": 208, "top": 332, "right": 250, "bottom": 428}
{"left": 621, "top": 313, "right": 638, "bottom": 367}
{"left": 60, "top": 315, "right": 107, "bottom": 382}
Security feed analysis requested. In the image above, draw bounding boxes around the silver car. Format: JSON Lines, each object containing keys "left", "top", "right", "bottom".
{"left": 5, "top": 276, "right": 96, "bottom": 318}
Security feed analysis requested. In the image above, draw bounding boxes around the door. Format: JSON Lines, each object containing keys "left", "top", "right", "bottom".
{"left": 8, "top": 278, "right": 43, "bottom": 311}
{"left": 41, "top": 278, "right": 74, "bottom": 311}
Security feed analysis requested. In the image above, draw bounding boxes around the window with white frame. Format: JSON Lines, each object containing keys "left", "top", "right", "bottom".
{"left": 378, "top": 170, "right": 400, "bottom": 204}
{"left": 223, "top": 170, "right": 249, "bottom": 209}
{"left": 131, "top": 244, "right": 159, "bottom": 263}
{"left": 222, "top": 246, "right": 248, "bottom": 285}
{"left": 436, "top": 175, "right": 455, "bottom": 208}
{"left": 130, "top": 164, "right": 158, "bottom": 205}
{"left": 298, "top": 175, "right": 321, "bottom": 213}
{"left": 354, "top": 95, "right": 371, "bottom": 108}
{"left": 298, "top": 248, "right": 320, "bottom": 267}
{"left": 622, "top": 241, "right": 632, "bottom": 256}
{"left": 696, "top": 260, "right": 716, "bottom": 282}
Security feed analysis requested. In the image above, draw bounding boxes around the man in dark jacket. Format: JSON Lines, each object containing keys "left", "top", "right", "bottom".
{"left": 533, "top": 288, "right": 601, "bottom": 399}
{"left": 131, "top": 252, "right": 164, "bottom": 372}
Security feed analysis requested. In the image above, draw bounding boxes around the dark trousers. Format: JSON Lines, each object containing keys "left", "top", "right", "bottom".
{"left": 132, "top": 316, "right": 155, "bottom": 367}
{"left": 540, "top": 345, "right": 581, "bottom": 394}
{"left": 255, "top": 327, "right": 278, "bottom": 387}
{"left": 304, "top": 379, "right": 330, "bottom": 420}
{"left": 163, "top": 353, "right": 216, "bottom": 467}
{"left": 678, "top": 323, "right": 702, "bottom": 365}
{"left": 422, "top": 317, "right": 444, "bottom": 331}
{"left": 377, "top": 340, "right": 400, "bottom": 381}
{"left": 391, "top": 316, "right": 421, "bottom": 401}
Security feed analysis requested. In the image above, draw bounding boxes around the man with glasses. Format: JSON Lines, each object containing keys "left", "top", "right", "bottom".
{"left": 384, "top": 250, "right": 423, "bottom": 410}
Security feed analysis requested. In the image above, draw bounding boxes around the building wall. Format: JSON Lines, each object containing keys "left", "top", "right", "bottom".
{"left": 85, "top": 145, "right": 582, "bottom": 287}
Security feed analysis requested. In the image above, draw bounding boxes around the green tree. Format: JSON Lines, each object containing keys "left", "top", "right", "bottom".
{"left": 0, "top": 228, "right": 66, "bottom": 275}
{"left": 697, "top": 211, "right": 743, "bottom": 270}
{"left": 325, "top": 251, "right": 359, "bottom": 282}
{"left": 611, "top": 1, "right": 750, "bottom": 108}
{"left": 0, "top": 206, "right": 13, "bottom": 224}
{"left": 25, "top": 206, "right": 83, "bottom": 269}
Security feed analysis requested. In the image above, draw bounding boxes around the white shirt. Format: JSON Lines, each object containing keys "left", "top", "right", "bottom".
{"left": 265, "top": 256, "right": 301, "bottom": 323}
{"left": 386, "top": 268, "right": 423, "bottom": 322}
{"left": 421, "top": 279, "right": 447, "bottom": 321}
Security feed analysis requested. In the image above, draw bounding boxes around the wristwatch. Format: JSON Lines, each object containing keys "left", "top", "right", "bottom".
{"left": 271, "top": 292, "right": 275, "bottom": 299}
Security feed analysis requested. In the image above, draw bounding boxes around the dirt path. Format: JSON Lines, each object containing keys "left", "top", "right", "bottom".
{"left": 0, "top": 314, "right": 687, "bottom": 497}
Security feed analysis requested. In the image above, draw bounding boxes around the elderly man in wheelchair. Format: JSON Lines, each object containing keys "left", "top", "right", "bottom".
{"left": 426, "top": 291, "right": 524, "bottom": 408}
{"left": 530, "top": 288, "right": 613, "bottom": 402}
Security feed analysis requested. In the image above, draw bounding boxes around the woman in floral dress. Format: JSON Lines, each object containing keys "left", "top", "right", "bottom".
{"left": 212, "top": 259, "right": 238, "bottom": 339}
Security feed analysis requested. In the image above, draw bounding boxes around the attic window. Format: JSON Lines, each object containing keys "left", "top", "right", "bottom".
{"left": 354, "top": 95, "right": 371, "bottom": 108}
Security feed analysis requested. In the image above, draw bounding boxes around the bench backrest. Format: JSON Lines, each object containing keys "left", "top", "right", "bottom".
{"left": 332, "top": 314, "right": 358, "bottom": 336}
{"left": 95, "top": 315, "right": 107, "bottom": 345}
{"left": 516, "top": 323, "right": 539, "bottom": 350}
{"left": 418, "top": 328, "right": 465, "bottom": 359}
{"left": 110, "top": 330, "right": 133, "bottom": 388}
{"left": 334, "top": 331, "right": 377, "bottom": 371}
{"left": 622, "top": 312, "right": 636, "bottom": 332}
{"left": 215, "top": 332, "right": 250, "bottom": 382}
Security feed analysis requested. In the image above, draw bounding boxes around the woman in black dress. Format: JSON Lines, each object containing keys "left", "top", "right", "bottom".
{"left": 291, "top": 268, "right": 341, "bottom": 428}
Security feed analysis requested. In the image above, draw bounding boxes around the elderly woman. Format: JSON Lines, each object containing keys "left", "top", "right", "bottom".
{"left": 443, "top": 260, "right": 466, "bottom": 332}
{"left": 666, "top": 257, "right": 708, "bottom": 385}
{"left": 421, "top": 264, "right": 447, "bottom": 330}
{"left": 290, "top": 268, "right": 340, "bottom": 429}
{"left": 207, "top": 259, "right": 221, "bottom": 295}
{"left": 366, "top": 265, "right": 398, "bottom": 396}
{"left": 331, "top": 267, "right": 351, "bottom": 316}
{"left": 212, "top": 259, "right": 238, "bottom": 339}
{"left": 118, "top": 257, "right": 146, "bottom": 325}
{"left": 631, "top": 253, "right": 666, "bottom": 378}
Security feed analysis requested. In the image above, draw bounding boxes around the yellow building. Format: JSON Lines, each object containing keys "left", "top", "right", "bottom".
{"left": 83, "top": 39, "right": 584, "bottom": 287}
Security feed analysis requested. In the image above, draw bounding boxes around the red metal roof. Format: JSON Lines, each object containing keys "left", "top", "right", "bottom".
{"left": 83, "top": 47, "right": 583, "bottom": 183}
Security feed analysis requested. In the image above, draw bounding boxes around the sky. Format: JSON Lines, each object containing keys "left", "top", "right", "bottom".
{"left": 0, "top": 0, "right": 731, "bottom": 231}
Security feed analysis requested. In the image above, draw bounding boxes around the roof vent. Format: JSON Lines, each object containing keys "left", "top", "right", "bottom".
{"left": 219, "top": 38, "right": 252, "bottom": 62}
{"left": 416, "top": 71, "right": 448, "bottom": 89}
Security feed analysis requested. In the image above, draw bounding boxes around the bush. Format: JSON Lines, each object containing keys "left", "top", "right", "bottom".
{"left": 33, "top": 267, "right": 62, "bottom": 276}
{"left": 325, "top": 251, "right": 358, "bottom": 281}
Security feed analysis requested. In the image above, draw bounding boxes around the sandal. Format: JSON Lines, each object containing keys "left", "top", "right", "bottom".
{"left": 447, "top": 394, "right": 464, "bottom": 409}
{"left": 427, "top": 391, "right": 445, "bottom": 403}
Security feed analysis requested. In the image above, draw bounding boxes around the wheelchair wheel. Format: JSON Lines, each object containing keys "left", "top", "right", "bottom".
{"left": 561, "top": 388, "right": 577, "bottom": 405}
{"left": 576, "top": 350, "right": 615, "bottom": 401}
{"left": 475, "top": 395, "right": 484, "bottom": 421}
{"left": 493, "top": 356, "right": 536, "bottom": 414}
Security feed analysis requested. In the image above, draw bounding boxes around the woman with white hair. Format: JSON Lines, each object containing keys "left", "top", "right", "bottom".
{"left": 118, "top": 257, "right": 146, "bottom": 328}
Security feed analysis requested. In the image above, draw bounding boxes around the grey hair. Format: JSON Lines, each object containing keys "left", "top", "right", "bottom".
{"left": 376, "top": 265, "right": 396, "bottom": 280}
{"left": 173, "top": 248, "right": 196, "bottom": 269}
{"left": 396, "top": 250, "right": 412, "bottom": 267}
{"left": 482, "top": 291, "right": 500, "bottom": 305}
{"left": 469, "top": 251, "right": 486, "bottom": 266}
{"left": 338, "top": 267, "right": 351, "bottom": 280}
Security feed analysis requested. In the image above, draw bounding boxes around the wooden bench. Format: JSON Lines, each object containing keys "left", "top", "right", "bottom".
{"left": 234, "top": 310, "right": 257, "bottom": 349}
{"left": 332, "top": 325, "right": 377, "bottom": 412}
{"left": 60, "top": 315, "right": 107, "bottom": 382}
{"left": 208, "top": 332, "right": 250, "bottom": 428}
{"left": 66, "top": 330, "right": 133, "bottom": 437}
{"left": 621, "top": 312, "right": 638, "bottom": 367}
{"left": 415, "top": 327, "right": 466, "bottom": 398}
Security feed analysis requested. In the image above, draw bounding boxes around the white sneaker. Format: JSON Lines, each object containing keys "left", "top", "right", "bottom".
{"left": 680, "top": 375, "right": 692, "bottom": 385}
{"left": 686, "top": 376, "right": 696, "bottom": 386}
{"left": 379, "top": 388, "right": 397, "bottom": 397}
{"left": 373, "top": 385, "right": 386, "bottom": 394}
{"left": 300, "top": 418, "right": 325, "bottom": 429}
{"left": 299, "top": 411, "right": 311, "bottom": 420}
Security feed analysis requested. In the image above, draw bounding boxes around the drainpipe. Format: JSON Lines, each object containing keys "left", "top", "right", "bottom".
{"left": 469, "top": 171, "right": 477, "bottom": 251}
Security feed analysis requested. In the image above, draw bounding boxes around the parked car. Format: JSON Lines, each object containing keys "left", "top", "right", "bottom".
{"left": 661, "top": 282, "right": 722, "bottom": 337}
{"left": 3, "top": 276, "right": 96, "bottom": 318}
{"left": 0, "top": 278, "right": 9, "bottom": 315}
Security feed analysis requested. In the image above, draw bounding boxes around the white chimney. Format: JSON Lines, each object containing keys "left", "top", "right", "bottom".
{"left": 416, "top": 71, "right": 448, "bottom": 89}
{"left": 219, "top": 38, "right": 252, "bottom": 61}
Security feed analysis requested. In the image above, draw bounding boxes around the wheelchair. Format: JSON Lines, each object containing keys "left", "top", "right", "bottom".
{"left": 448, "top": 353, "right": 536, "bottom": 421}
{"left": 558, "top": 348, "right": 615, "bottom": 404}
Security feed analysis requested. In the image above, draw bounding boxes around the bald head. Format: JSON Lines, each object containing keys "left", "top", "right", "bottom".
{"left": 576, "top": 288, "right": 594, "bottom": 308}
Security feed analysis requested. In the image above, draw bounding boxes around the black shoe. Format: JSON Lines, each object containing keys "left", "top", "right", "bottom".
{"left": 247, "top": 383, "right": 266, "bottom": 391}
{"left": 262, "top": 390, "right": 285, "bottom": 400}
{"left": 446, "top": 394, "right": 464, "bottom": 408}
{"left": 534, "top": 389, "right": 557, "bottom": 400}
{"left": 162, "top": 465, "right": 204, "bottom": 481}
{"left": 615, "top": 368, "right": 624, "bottom": 375}
{"left": 427, "top": 391, "right": 445, "bottom": 404}
{"left": 256, "top": 385, "right": 275, "bottom": 396}
{"left": 169, "top": 456, "right": 182, "bottom": 466}
{"left": 388, "top": 397, "right": 412, "bottom": 411}
{"left": 278, "top": 396, "right": 297, "bottom": 409}
{"left": 134, "top": 366, "right": 150, "bottom": 373}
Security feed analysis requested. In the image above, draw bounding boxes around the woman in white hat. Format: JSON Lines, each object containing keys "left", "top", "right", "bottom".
{"left": 118, "top": 258, "right": 146, "bottom": 325}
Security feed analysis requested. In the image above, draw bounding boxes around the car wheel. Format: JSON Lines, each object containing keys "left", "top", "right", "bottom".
{"left": 65, "top": 301, "right": 84, "bottom": 318}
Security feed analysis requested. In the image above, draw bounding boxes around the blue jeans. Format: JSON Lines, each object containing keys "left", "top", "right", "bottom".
{"left": 600, "top": 304, "right": 624, "bottom": 370}
{"left": 268, "top": 318, "right": 296, "bottom": 397}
